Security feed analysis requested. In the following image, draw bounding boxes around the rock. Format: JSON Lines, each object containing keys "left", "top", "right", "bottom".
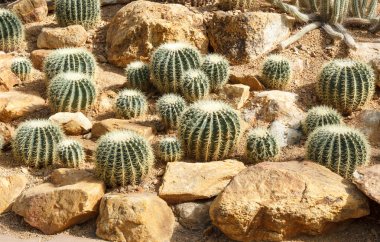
{"left": 220, "top": 84, "right": 250, "bottom": 109}
{"left": 49, "top": 112, "right": 92, "bottom": 135}
{"left": 0, "top": 52, "right": 14, "bottom": 69}
{"left": 210, "top": 161, "right": 370, "bottom": 242}
{"left": 353, "top": 165, "right": 380, "bottom": 204}
{"left": 0, "top": 174, "right": 27, "bottom": 214}
{"left": 96, "top": 193, "right": 175, "bottom": 242}
{"left": 0, "top": 91, "right": 46, "bottom": 122}
{"left": 207, "top": 11, "right": 293, "bottom": 64}
{"left": 37, "top": 25, "right": 88, "bottom": 49}
{"left": 11, "top": 0, "right": 48, "bottom": 23}
{"left": 106, "top": 1, "right": 208, "bottom": 67}
{"left": 13, "top": 169, "right": 105, "bottom": 235}
{"left": 173, "top": 201, "right": 211, "bottom": 230}
{"left": 356, "top": 110, "right": 380, "bottom": 144}
{"left": 353, "top": 42, "right": 380, "bottom": 63}
{"left": 159, "top": 160, "right": 245, "bottom": 203}
{"left": 30, "top": 49, "right": 53, "bottom": 70}
{"left": 269, "top": 120, "right": 302, "bottom": 147}
{"left": 371, "top": 58, "right": 380, "bottom": 88}
{"left": 229, "top": 66, "right": 265, "bottom": 91}
{"left": 94, "top": 90, "right": 117, "bottom": 113}
{"left": 96, "top": 67, "right": 126, "bottom": 90}
{"left": 0, "top": 67, "right": 20, "bottom": 91}
{"left": 0, "top": 122, "right": 14, "bottom": 143}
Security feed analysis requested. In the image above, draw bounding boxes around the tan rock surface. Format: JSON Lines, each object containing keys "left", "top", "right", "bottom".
{"left": 0, "top": 67, "right": 20, "bottom": 91}
{"left": 30, "top": 49, "right": 53, "bottom": 70}
{"left": 37, "top": 25, "right": 88, "bottom": 49}
{"left": 353, "top": 165, "right": 380, "bottom": 204}
{"left": 49, "top": 112, "right": 92, "bottom": 135}
{"left": 0, "top": 174, "right": 27, "bottom": 214}
{"left": 12, "top": 0, "right": 48, "bottom": 23}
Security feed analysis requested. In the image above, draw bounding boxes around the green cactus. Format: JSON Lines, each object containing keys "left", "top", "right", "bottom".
{"left": 57, "top": 139, "right": 85, "bottom": 168}
{"left": 125, "top": 61, "right": 150, "bottom": 92}
{"left": 218, "top": 0, "right": 255, "bottom": 11}
{"left": 11, "top": 57, "right": 32, "bottom": 82}
{"left": 43, "top": 48, "right": 96, "bottom": 80}
{"left": 115, "top": 89, "right": 148, "bottom": 119}
{"left": 151, "top": 42, "right": 201, "bottom": 93}
{"left": 261, "top": 55, "right": 292, "bottom": 90}
{"left": 246, "top": 128, "right": 279, "bottom": 164}
{"left": 95, "top": 130, "right": 154, "bottom": 187}
{"left": 201, "top": 54, "right": 230, "bottom": 91}
{"left": 302, "top": 106, "right": 343, "bottom": 134}
{"left": 48, "top": 72, "right": 97, "bottom": 112}
{"left": 350, "top": 0, "right": 378, "bottom": 19}
{"left": 157, "top": 137, "right": 183, "bottom": 163}
{"left": 178, "top": 100, "right": 241, "bottom": 162}
{"left": 55, "top": 0, "right": 101, "bottom": 29}
{"left": 317, "top": 59, "right": 375, "bottom": 114}
{"left": 306, "top": 125, "right": 370, "bottom": 179}
{"left": 12, "top": 120, "right": 64, "bottom": 168}
{"left": 180, "top": 69, "right": 210, "bottom": 102}
{"left": 0, "top": 9, "right": 24, "bottom": 52}
{"left": 156, "top": 94, "right": 186, "bottom": 129}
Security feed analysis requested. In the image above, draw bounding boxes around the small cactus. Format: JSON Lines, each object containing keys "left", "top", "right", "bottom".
{"left": 95, "top": 130, "right": 154, "bottom": 187}
{"left": 12, "top": 120, "right": 64, "bottom": 167}
{"left": 156, "top": 94, "right": 187, "bottom": 129}
{"left": 57, "top": 139, "right": 85, "bottom": 168}
{"left": 48, "top": 72, "right": 97, "bottom": 112}
{"left": 178, "top": 100, "right": 241, "bottom": 162}
{"left": 125, "top": 61, "right": 150, "bottom": 91}
{"left": 44, "top": 48, "right": 96, "bottom": 80}
{"left": 151, "top": 42, "right": 201, "bottom": 93}
{"left": 218, "top": 0, "right": 255, "bottom": 11}
{"left": 317, "top": 59, "right": 375, "bottom": 114}
{"left": 246, "top": 128, "right": 279, "bottom": 163}
{"left": 306, "top": 125, "right": 370, "bottom": 179}
{"left": 0, "top": 9, "right": 24, "bottom": 52}
{"left": 55, "top": 0, "right": 101, "bottom": 29}
{"left": 115, "top": 89, "right": 148, "bottom": 119}
{"left": 180, "top": 69, "right": 210, "bottom": 102}
{"left": 261, "top": 55, "right": 292, "bottom": 90}
{"left": 157, "top": 137, "right": 183, "bottom": 163}
{"left": 302, "top": 106, "right": 343, "bottom": 134}
{"left": 11, "top": 57, "right": 32, "bottom": 82}
{"left": 201, "top": 54, "right": 230, "bottom": 91}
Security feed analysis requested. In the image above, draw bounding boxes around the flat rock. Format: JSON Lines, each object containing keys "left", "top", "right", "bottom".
{"left": 0, "top": 66, "right": 20, "bottom": 91}
{"left": 30, "top": 49, "right": 53, "bottom": 70}
{"left": 0, "top": 174, "right": 27, "bottom": 214}
{"left": 220, "top": 84, "right": 250, "bottom": 109}
{"left": 229, "top": 66, "right": 265, "bottom": 91}
{"left": 49, "top": 112, "right": 92, "bottom": 135}
{"left": 37, "top": 25, "right": 88, "bottom": 49}
{"left": 12, "top": 0, "right": 48, "bottom": 23}
{"left": 173, "top": 201, "right": 212, "bottom": 230}
{"left": 353, "top": 165, "right": 380, "bottom": 204}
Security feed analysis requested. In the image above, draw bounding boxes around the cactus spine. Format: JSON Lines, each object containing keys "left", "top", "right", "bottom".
{"left": 302, "top": 106, "right": 343, "bottom": 134}
{"left": 261, "top": 55, "right": 292, "bottom": 90}
{"left": 12, "top": 120, "right": 64, "bottom": 168}
{"left": 178, "top": 100, "right": 241, "bottom": 162}
{"left": 11, "top": 57, "right": 32, "bottom": 82}
{"left": 306, "top": 125, "right": 370, "bottom": 179}
{"left": 0, "top": 9, "right": 24, "bottom": 52}
{"left": 57, "top": 139, "right": 85, "bottom": 168}
{"left": 246, "top": 128, "right": 279, "bottom": 163}
{"left": 219, "top": 0, "right": 255, "bottom": 11}
{"left": 201, "top": 54, "right": 230, "bottom": 91}
{"left": 157, "top": 137, "right": 183, "bottom": 163}
{"left": 95, "top": 130, "right": 154, "bottom": 187}
{"left": 115, "top": 89, "right": 148, "bottom": 119}
{"left": 125, "top": 61, "right": 151, "bottom": 91}
{"left": 156, "top": 94, "right": 186, "bottom": 129}
{"left": 180, "top": 69, "right": 210, "bottom": 102}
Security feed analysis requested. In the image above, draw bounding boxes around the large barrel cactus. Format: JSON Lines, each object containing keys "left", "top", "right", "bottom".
{"left": 57, "top": 139, "right": 85, "bottom": 168}
{"left": 115, "top": 89, "right": 148, "bottom": 119}
{"left": 178, "top": 100, "right": 241, "bottom": 162}
{"left": 0, "top": 9, "right": 24, "bottom": 52}
{"left": 11, "top": 57, "right": 32, "bottom": 82}
{"left": 157, "top": 137, "right": 183, "bottom": 163}
{"left": 125, "top": 61, "right": 151, "bottom": 91}
{"left": 180, "top": 69, "right": 210, "bottom": 102}
{"left": 246, "top": 128, "right": 279, "bottom": 164}
{"left": 302, "top": 106, "right": 343, "bottom": 134}
{"left": 201, "top": 54, "right": 230, "bottom": 91}
{"left": 156, "top": 94, "right": 187, "bottom": 129}
{"left": 261, "top": 55, "right": 292, "bottom": 90}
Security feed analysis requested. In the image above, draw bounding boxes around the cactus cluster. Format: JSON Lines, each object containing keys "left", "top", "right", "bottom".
{"left": 0, "top": 9, "right": 24, "bottom": 52}
{"left": 95, "top": 130, "right": 154, "bottom": 187}
{"left": 246, "top": 128, "right": 279, "bottom": 163}
{"left": 48, "top": 72, "right": 97, "bottom": 112}
{"left": 115, "top": 89, "right": 148, "bottom": 119}
{"left": 156, "top": 94, "right": 187, "bottom": 129}
{"left": 201, "top": 54, "right": 230, "bottom": 91}
{"left": 57, "top": 139, "right": 85, "bottom": 168}
{"left": 151, "top": 42, "right": 201, "bottom": 93}
{"left": 180, "top": 69, "right": 210, "bottom": 102}
{"left": 178, "top": 100, "right": 241, "bottom": 162}
{"left": 261, "top": 55, "right": 292, "bottom": 90}
{"left": 125, "top": 61, "right": 151, "bottom": 91}
{"left": 302, "top": 106, "right": 343, "bottom": 134}
{"left": 306, "top": 125, "right": 370, "bottom": 179}
{"left": 12, "top": 120, "right": 64, "bottom": 168}
{"left": 157, "top": 137, "right": 183, "bottom": 163}
{"left": 317, "top": 59, "right": 375, "bottom": 114}
{"left": 11, "top": 57, "right": 32, "bottom": 82}
{"left": 218, "top": 0, "right": 255, "bottom": 11}
{"left": 351, "top": 0, "right": 378, "bottom": 19}
{"left": 55, "top": 0, "right": 101, "bottom": 29}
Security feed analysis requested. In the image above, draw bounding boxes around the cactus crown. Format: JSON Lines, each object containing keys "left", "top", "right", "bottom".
{"left": 0, "top": 9, "right": 24, "bottom": 52}
{"left": 125, "top": 61, "right": 151, "bottom": 91}
{"left": 57, "top": 139, "right": 85, "bottom": 168}
{"left": 201, "top": 54, "right": 230, "bottom": 91}
{"left": 218, "top": 0, "right": 255, "bottom": 11}
{"left": 246, "top": 128, "right": 280, "bottom": 164}
{"left": 261, "top": 55, "right": 292, "bottom": 90}
{"left": 95, "top": 130, "right": 154, "bottom": 187}
{"left": 180, "top": 69, "right": 210, "bottom": 102}
{"left": 157, "top": 137, "right": 184, "bottom": 163}
{"left": 156, "top": 93, "right": 187, "bottom": 129}
{"left": 302, "top": 105, "right": 343, "bottom": 134}
{"left": 11, "top": 57, "right": 32, "bottom": 82}
{"left": 115, "top": 89, "right": 148, "bottom": 119}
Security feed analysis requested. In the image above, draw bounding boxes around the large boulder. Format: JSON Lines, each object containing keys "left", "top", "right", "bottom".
{"left": 0, "top": 174, "right": 27, "bottom": 214}
{"left": 37, "top": 25, "right": 88, "bottom": 49}
{"left": 106, "top": 1, "right": 208, "bottom": 67}
{"left": 11, "top": 0, "right": 48, "bottom": 23}
{"left": 210, "top": 161, "right": 369, "bottom": 242}
{"left": 353, "top": 165, "right": 380, "bottom": 204}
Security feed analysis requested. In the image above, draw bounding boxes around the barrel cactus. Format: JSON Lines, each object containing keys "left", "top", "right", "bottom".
{"left": 57, "top": 139, "right": 85, "bottom": 168}
{"left": 246, "top": 128, "right": 279, "bottom": 163}
{"left": 261, "top": 55, "right": 292, "bottom": 90}
{"left": 317, "top": 59, "right": 375, "bottom": 114}
{"left": 43, "top": 48, "right": 96, "bottom": 80}
{"left": 55, "top": 0, "right": 101, "bottom": 29}
{"left": 306, "top": 125, "right": 370, "bottom": 178}
{"left": 125, "top": 61, "right": 150, "bottom": 91}
{"left": 0, "top": 9, "right": 24, "bottom": 52}
{"left": 11, "top": 57, "right": 32, "bottom": 82}
{"left": 156, "top": 94, "right": 186, "bottom": 129}
{"left": 115, "top": 89, "right": 148, "bottom": 119}
{"left": 178, "top": 100, "right": 241, "bottom": 162}
{"left": 95, "top": 130, "right": 154, "bottom": 187}
{"left": 201, "top": 54, "right": 230, "bottom": 91}
{"left": 219, "top": 0, "right": 255, "bottom": 11}
{"left": 157, "top": 137, "right": 183, "bottom": 163}
{"left": 12, "top": 120, "right": 64, "bottom": 167}
{"left": 48, "top": 72, "right": 97, "bottom": 112}
{"left": 302, "top": 106, "right": 343, "bottom": 134}
{"left": 150, "top": 42, "right": 201, "bottom": 93}
{"left": 180, "top": 69, "right": 210, "bottom": 102}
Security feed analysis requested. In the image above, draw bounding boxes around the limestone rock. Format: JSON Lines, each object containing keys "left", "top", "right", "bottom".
{"left": 30, "top": 49, "right": 53, "bottom": 70}
{"left": 49, "top": 112, "right": 92, "bottom": 135}
{"left": 220, "top": 84, "right": 250, "bottom": 109}
{"left": 353, "top": 165, "right": 380, "bottom": 204}
{"left": 229, "top": 66, "right": 265, "bottom": 91}
{"left": 210, "top": 161, "right": 369, "bottom": 242}
{"left": 269, "top": 120, "right": 302, "bottom": 147}
{"left": 159, "top": 160, "right": 245, "bottom": 203}
{"left": 37, "top": 25, "right": 88, "bottom": 49}
{"left": 13, "top": 169, "right": 105, "bottom": 234}
{"left": 0, "top": 67, "right": 20, "bottom": 91}
{"left": 0, "top": 174, "right": 27, "bottom": 214}
{"left": 12, "top": 0, "right": 48, "bottom": 23}
{"left": 356, "top": 110, "right": 380, "bottom": 144}
{"left": 96, "top": 193, "right": 175, "bottom": 242}
{"left": 173, "top": 201, "right": 212, "bottom": 230}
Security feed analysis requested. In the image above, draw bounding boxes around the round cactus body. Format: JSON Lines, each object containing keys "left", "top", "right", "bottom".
{"left": 302, "top": 106, "right": 343, "bottom": 134}
{"left": 317, "top": 59, "right": 375, "bottom": 114}
{"left": 43, "top": 48, "right": 96, "bottom": 80}
{"left": 219, "top": 0, "right": 255, "bottom": 11}
{"left": 157, "top": 137, "right": 183, "bottom": 163}
{"left": 306, "top": 125, "right": 370, "bottom": 179}
{"left": 12, "top": 120, "right": 64, "bottom": 168}
{"left": 156, "top": 94, "right": 187, "bottom": 129}
{"left": 95, "top": 130, "right": 154, "bottom": 187}
{"left": 57, "top": 139, "right": 85, "bottom": 168}
{"left": 261, "top": 55, "right": 292, "bottom": 90}
{"left": 150, "top": 42, "right": 201, "bottom": 93}
{"left": 246, "top": 128, "right": 279, "bottom": 163}
{"left": 55, "top": 0, "right": 101, "bottom": 29}
{"left": 125, "top": 61, "right": 151, "bottom": 91}
{"left": 0, "top": 9, "right": 24, "bottom": 52}
{"left": 201, "top": 54, "right": 230, "bottom": 91}
{"left": 180, "top": 69, "right": 210, "bottom": 102}
{"left": 178, "top": 100, "right": 241, "bottom": 162}
{"left": 48, "top": 72, "right": 97, "bottom": 112}
{"left": 11, "top": 57, "right": 32, "bottom": 82}
{"left": 115, "top": 89, "right": 148, "bottom": 119}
